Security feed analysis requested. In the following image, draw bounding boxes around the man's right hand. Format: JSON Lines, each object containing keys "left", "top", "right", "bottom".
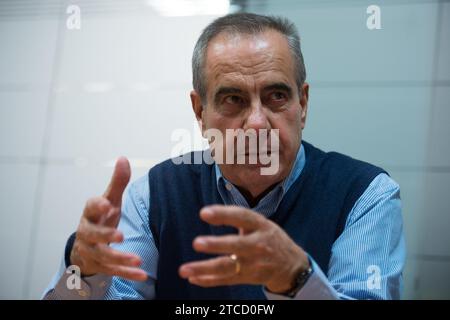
{"left": 70, "top": 157, "right": 148, "bottom": 281}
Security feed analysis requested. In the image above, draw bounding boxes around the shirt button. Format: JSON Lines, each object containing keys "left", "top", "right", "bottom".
{"left": 225, "top": 183, "right": 233, "bottom": 191}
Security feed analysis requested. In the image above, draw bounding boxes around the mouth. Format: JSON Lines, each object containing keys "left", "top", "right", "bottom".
{"left": 232, "top": 152, "right": 275, "bottom": 167}
{"left": 242, "top": 151, "right": 272, "bottom": 156}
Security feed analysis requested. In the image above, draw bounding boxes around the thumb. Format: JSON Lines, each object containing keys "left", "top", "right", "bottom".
{"left": 104, "top": 156, "right": 131, "bottom": 207}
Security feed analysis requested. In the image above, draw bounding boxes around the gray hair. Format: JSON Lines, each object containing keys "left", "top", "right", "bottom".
{"left": 192, "top": 12, "right": 307, "bottom": 104}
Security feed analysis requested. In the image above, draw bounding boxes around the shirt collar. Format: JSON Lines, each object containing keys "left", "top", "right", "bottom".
{"left": 214, "top": 142, "right": 306, "bottom": 212}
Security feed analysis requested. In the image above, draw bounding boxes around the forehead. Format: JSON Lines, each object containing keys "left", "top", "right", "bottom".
{"left": 204, "top": 30, "right": 296, "bottom": 88}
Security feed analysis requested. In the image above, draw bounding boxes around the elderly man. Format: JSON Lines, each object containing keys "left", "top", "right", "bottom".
{"left": 44, "top": 13, "right": 405, "bottom": 300}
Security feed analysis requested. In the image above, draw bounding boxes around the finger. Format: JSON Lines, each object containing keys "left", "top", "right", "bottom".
{"left": 79, "top": 219, "right": 123, "bottom": 244}
{"left": 200, "top": 205, "right": 264, "bottom": 232}
{"left": 98, "top": 206, "right": 121, "bottom": 227}
{"left": 83, "top": 197, "right": 112, "bottom": 223}
{"left": 192, "top": 234, "right": 252, "bottom": 255}
{"left": 179, "top": 256, "right": 236, "bottom": 279}
{"left": 188, "top": 274, "right": 239, "bottom": 288}
{"left": 99, "top": 264, "right": 148, "bottom": 282}
{"left": 92, "top": 244, "right": 142, "bottom": 267}
{"left": 103, "top": 156, "right": 131, "bottom": 208}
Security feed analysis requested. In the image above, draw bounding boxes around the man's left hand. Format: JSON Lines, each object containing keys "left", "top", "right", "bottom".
{"left": 178, "top": 205, "right": 310, "bottom": 294}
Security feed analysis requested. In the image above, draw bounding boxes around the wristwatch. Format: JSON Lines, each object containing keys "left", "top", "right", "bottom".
{"left": 283, "top": 264, "right": 313, "bottom": 298}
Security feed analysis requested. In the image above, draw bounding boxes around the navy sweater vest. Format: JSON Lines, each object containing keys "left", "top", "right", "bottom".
{"left": 148, "top": 141, "right": 386, "bottom": 299}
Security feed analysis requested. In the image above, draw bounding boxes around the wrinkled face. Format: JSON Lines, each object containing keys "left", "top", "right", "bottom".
{"left": 191, "top": 30, "right": 309, "bottom": 195}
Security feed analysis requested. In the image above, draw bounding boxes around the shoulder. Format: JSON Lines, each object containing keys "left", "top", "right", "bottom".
{"left": 303, "top": 141, "right": 385, "bottom": 174}
{"left": 148, "top": 151, "right": 210, "bottom": 184}
{"left": 150, "top": 151, "right": 205, "bottom": 172}
{"left": 303, "top": 141, "right": 387, "bottom": 188}
{"left": 346, "top": 172, "right": 402, "bottom": 227}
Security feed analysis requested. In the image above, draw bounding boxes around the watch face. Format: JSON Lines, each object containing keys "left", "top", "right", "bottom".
{"left": 289, "top": 266, "right": 313, "bottom": 296}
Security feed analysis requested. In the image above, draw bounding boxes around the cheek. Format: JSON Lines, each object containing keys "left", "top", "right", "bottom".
{"left": 203, "top": 111, "right": 241, "bottom": 150}
{"left": 205, "top": 110, "right": 243, "bottom": 131}
{"left": 272, "top": 108, "right": 302, "bottom": 158}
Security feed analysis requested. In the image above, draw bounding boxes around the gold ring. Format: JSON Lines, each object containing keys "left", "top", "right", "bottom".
{"left": 229, "top": 254, "right": 241, "bottom": 274}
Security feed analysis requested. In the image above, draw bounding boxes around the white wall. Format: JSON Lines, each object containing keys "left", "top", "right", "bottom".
{"left": 0, "top": 0, "right": 213, "bottom": 299}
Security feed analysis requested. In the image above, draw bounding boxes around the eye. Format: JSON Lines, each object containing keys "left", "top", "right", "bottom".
{"left": 224, "top": 95, "right": 244, "bottom": 105}
{"left": 269, "top": 92, "right": 287, "bottom": 102}
{"left": 265, "top": 91, "right": 288, "bottom": 109}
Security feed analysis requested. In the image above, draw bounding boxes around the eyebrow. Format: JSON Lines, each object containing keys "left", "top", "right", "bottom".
{"left": 263, "top": 82, "right": 293, "bottom": 96}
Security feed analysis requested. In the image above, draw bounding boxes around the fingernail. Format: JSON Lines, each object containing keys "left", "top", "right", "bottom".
{"left": 139, "top": 273, "right": 148, "bottom": 281}
{"left": 194, "top": 238, "right": 207, "bottom": 249}
{"left": 200, "top": 208, "right": 214, "bottom": 218}
{"left": 131, "top": 257, "right": 141, "bottom": 266}
{"left": 188, "top": 277, "right": 198, "bottom": 284}
{"left": 113, "top": 232, "right": 123, "bottom": 242}
{"left": 180, "top": 266, "right": 193, "bottom": 278}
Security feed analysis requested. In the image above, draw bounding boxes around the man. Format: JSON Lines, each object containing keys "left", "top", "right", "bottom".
{"left": 44, "top": 13, "right": 405, "bottom": 300}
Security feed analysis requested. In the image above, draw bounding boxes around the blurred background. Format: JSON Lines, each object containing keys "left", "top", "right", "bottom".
{"left": 0, "top": 0, "right": 449, "bottom": 299}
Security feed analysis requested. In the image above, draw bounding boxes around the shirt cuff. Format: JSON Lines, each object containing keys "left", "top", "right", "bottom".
{"left": 263, "top": 256, "right": 340, "bottom": 300}
{"left": 43, "top": 254, "right": 112, "bottom": 300}
{"left": 46, "top": 272, "right": 111, "bottom": 300}
{"left": 64, "top": 232, "right": 77, "bottom": 268}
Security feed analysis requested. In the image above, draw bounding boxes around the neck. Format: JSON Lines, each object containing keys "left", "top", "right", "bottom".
{"left": 236, "top": 181, "right": 281, "bottom": 208}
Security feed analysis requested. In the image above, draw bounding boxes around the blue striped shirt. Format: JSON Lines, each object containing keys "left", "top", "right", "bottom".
{"left": 43, "top": 143, "right": 405, "bottom": 300}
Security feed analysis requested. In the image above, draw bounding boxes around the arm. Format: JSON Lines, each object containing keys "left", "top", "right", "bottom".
{"left": 104, "top": 175, "right": 158, "bottom": 299}
{"left": 43, "top": 168, "right": 158, "bottom": 299}
{"left": 264, "top": 173, "right": 406, "bottom": 300}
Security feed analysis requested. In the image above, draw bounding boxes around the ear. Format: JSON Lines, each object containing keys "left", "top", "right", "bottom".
{"left": 190, "top": 90, "right": 206, "bottom": 137}
{"left": 299, "top": 83, "right": 309, "bottom": 130}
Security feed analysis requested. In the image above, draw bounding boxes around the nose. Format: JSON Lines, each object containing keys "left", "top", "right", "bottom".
{"left": 243, "top": 101, "right": 270, "bottom": 132}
